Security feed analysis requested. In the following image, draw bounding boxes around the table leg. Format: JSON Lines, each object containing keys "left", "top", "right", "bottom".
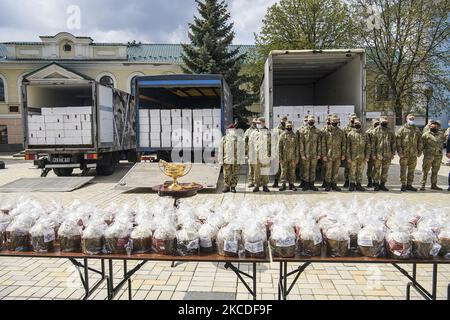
{"left": 431, "top": 263, "right": 437, "bottom": 301}
{"left": 253, "top": 263, "right": 257, "bottom": 301}
{"left": 278, "top": 262, "right": 282, "bottom": 300}
{"left": 108, "top": 259, "right": 114, "bottom": 300}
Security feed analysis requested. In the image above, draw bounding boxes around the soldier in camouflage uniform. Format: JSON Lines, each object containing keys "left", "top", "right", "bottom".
{"left": 249, "top": 117, "right": 272, "bottom": 193}
{"left": 372, "top": 117, "right": 396, "bottom": 191}
{"left": 420, "top": 121, "right": 444, "bottom": 191}
{"left": 297, "top": 115, "right": 310, "bottom": 188}
{"left": 298, "top": 115, "right": 321, "bottom": 191}
{"left": 219, "top": 124, "right": 244, "bottom": 193}
{"left": 320, "top": 115, "right": 333, "bottom": 189}
{"left": 396, "top": 114, "right": 423, "bottom": 192}
{"left": 244, "top": 118, "right": 258, "bottom": 187}
{"left": 273, "top": 116, "right": 288, "bottom": 188}
{"left": 423, "top": 119, "right": 433, "bottom": 134}
{"left": 365, "top": 119, "right": 380, "bottom": 188}
{"left": 278, "top": 121, "right": 299, "bottom": 191}
{"left": 346, "top": 118, "right": 371, "bottom": 192}
{"left": 343, "top": 113, "right": 358, "bottom": 188}
{"left": 321, "top": 115, "right": 346, "bottom": 191}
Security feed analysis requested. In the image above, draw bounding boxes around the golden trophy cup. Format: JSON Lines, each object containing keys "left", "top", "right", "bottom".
{"left": 158, "top": 160, "right": 193, "bottom": 191}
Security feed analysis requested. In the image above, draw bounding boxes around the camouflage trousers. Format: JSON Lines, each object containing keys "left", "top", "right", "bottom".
{"left": 421, "top": 155, "right": 442, "bottom": 187}
{"left": 254, "top": 162, "right": 270, "bottom": 187}
{"left": 349, "top": 159, "right": 365, "bottom": 184}
{"left": 280, "top": 161, "right": 297, "bottom": 184}
{"left": 366, "top": 158, "right": 375, "bottom": 179}
{"left": 344, "top": 162, "right": 350, "bottom": 181}
{"left": 399, "top": 156, "right": 418, "bottom": 185}
{"left": 373, "top": 159, "right": 391, "bottom": 183}
{"left": 301, "top": 157, "right": 318, "bottom": 182}
{"left": 274, "top": 164, "right": 281, "bottom": 181}
{"left": 247, "top": 165, "right": 255, "bottom": 184}
{"left": 324, "top": 157, "right": 341, "bottom": 183}
{"left": 223, "top": 164, "right": 240, "bottom": 187}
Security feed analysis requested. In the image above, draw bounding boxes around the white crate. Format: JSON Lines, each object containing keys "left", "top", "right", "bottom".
{"left": 150, "top": 132, "right": 160, "bottom": 140}
{"left": 82, "top": 136, "right": 93, "bottom": 145}
{"left": 28, "top": 131, "right": 37, "bottom": 139}
{"left": 182, "top": 109, "right": 192, "bottom": 117}
{"left": 139, "top": 109, "right": 149, "bottom": 119}
{"left": 71, "top": 137, "right": 83, "bottom": 145}
{"left": 140, "top": 117, "right": 150, "bottom": 126}
{"left": 193, "top": 135, "right": 202, "bottom": 148}
{"left": 202, "top": 109, "right": 213, "bottom": 117}
{"left": 81, "top": 129, "right": 91, "bottom": 137}
{"left": 171, "top": 109, "right": 182, "bottom": 117}
{"left": 150, "top": 140, "right": 161, "bottom": 148}
{"left": 183, "top": 137, "right": 192, "bottom": 148}
{"left": 203, "top": 141, "right": 214, "bottom": 148}
{"left": 161, "top": 117, "right": 171, "bottom": 125}
{"left": 81, "top": 122, "right": 91, "bottom": 130}
{"left": 330, "top": 105, "right": 355, "bottom": 114}
{"left": 151, "top": 124, "right": 161, "bottom": 132}
{"left": 41, "top": 108, "right": 53, "bottom": 116}
{"left": 139, "top": 132, "right": 149, "bottom": 142}
{"left": 36, "top": 131, "right": 46, "bottom": 138}
{"left": 182, "top": 117, "right": 192, "bottom": 126}
{"left": 212, "top": 123, "right": 220, "bottom": 130}
{"left": 171, "top": 132, "right": 182, "bottom": 142}
{"left": 28, "top": 137, "right": 38, "bottom": 145}
{"left": 161, "top": 137, "right": 171, "bottom": 148}
{"left": 193, "top": 119, "right": 203, "bottom": 126}
{"left": 64, "top": 123, "right": 81, "bottom": 131}
{"left": 79, "top": 114, "right": 91, "bottom": 122}
{"left": 213, "top": 116, "right": 221, "bottom": 124}
{"left": 193, "top": 126, "right": 203, "bottom": 134}
{"left": 212, "top": 109, "right": 221, "bottom": 117}
{"left": 203, "top": 116, "right": 213, "bottom": 125}
{"left": 171, "top": 117, "right": 182, "bottom": 125}
{"left": 182, "top": 123, "right": 193, "bottom": 131}
{"left": 140, "top": 123, "right": 150, "bottom": 133}
{"left": 203, "top": 130, "right": 213, "bottom": 142}
{"left": 160, "top": 110, "right": 171, "bottom": 117}
{"left": 65, "top": 130, "right": 82, "bottom": 137}
{"left": 150, "top": 117, "right": 161, "bottom": 125}
{"left": 161, "top": 124, "right": 172, "bottom": 132}
{"left": 202, "top": 124, "right": 212, "bottom": 131}
{"left": 44, "top": 137, "right": 55, "bottom": 145}
{"left": 28, "top": 115, "right": 45, "bottom": 123}
{"left": 51, "top": 107, "right": 68, "bottom": 115}
{"left": 193, "top": 109, "right": 203, "bottom": 117}
{"left": 150, "top": 109, "right": 160, "bottom": 117}
{"left": 172, "top": 124, "right": 182, "bottom": 131}
{"left": 68, "top": 107, "right": 92, "bottom": 115}
{"left": 36, "top": 138, "right": 47, "bottom": 145}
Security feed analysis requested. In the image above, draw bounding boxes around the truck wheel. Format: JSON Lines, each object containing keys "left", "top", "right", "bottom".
{"left": 127, "top": 151, "right": 138, "bottom": 163}
{"left": 0, "top": 161, "right": 5, "bottom": 169}
{"left": 53, "top": 168, "right": 74, "bottom": 176}
{"left": 96, "top": 153, "right": 116, "bottom": 176}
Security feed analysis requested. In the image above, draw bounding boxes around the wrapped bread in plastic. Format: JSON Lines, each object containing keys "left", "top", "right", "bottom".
{"left": 104, "top": 222, "right": 131, "bottom": 254}
{"left": 297, "top": 223, "right": 323, "bottom": 257}
{"left": 243, "top": 222, "right": 267, "bottom": 259}
{"left": 130, "top": 225, "right": 153, "bottom": 254}
{"left": 438, "top": 229, "right": 450, "bottom": 259}
{"left": 357, "top": 227, "right": 386, "bottom": 258}
{"left": 411, "top": 229, "right": 436, "bottom": 259}
{"left": 217, "top": 224, "right": 243, "bottom": 257}
{"left": 58, "top": 220, "right": 82, "bottom": 252}
{"left": 324, "top": 224, "right": 349, "bottom": 257}
{"left": 30, "top": 218, "right": 56, "bottom": 253}
{"left": 386, "top": 230, "right": 411, "bottom": 260}
{"left": 269, "top": 224, "right": 296, "bottom": 258}
{"left": 0, "top": 212, "right": 12, "bottom": 250}
{"left": 198, "top": 223, "right": 218, "bottom": 253}
{"left": 176, "top": 227, "right": 200, "bottom": 256}
{"left": 6, "top": 214, "right": 35, "bottom": 251}
{"left": 82, "top": 222, "right": 106, "bottom": 255}
{"left": 152, "top": 225, "right": 177, "bottom": 255}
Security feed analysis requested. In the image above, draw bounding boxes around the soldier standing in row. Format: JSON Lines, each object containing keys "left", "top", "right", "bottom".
{"left": 372, "top": 117, "right": 396, "bottom": 192}
{"left": 346, "top": 119, "right": 371, "bottom": 192}
{"left": 320, "top": 115, "right": 333, "bottom": 189}
{"left": 396, "top": 114, "right": 423, "bottom": 192}
{"left": 278, "top": 121, "right": 299, "bottom": 191}
{"left": 298, "top": 115, "right": 321, "bottom": 191}
{"left": 272, "top": 116, "right": 288, "bottom": 188}
{"left": 421, "top": 121, "right": 444, "bottom": 191}
{"left": 297, "top": 115, "right": 310, "bottom": 189}
{"left": 365, "top": 119, "right": 379, "bottom": 188}
{"left": 249, "top": 117, "right": 272, "bottom": 193}
{"left": 321, "top": 115, "right": 346, "bottom": 192}
{"left": 219, "top": 124, "right": 244, "bottom": 193}
{"left": 343, "top": 113, "right": 358, "bottom": 188}
{"left": 244, "top": 118, "right": 258, "bottom": 188}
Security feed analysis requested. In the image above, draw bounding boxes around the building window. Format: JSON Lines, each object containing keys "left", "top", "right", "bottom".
{"left": 9, "top": 106, "right": 19, "bottom": 113}
{"left": 0, "top": 125, "right": 7, "bottom": 144}
{"left": 63, "top": 44, "right": 72, "bottom": 52}
{"left": 0, "top": 77, "right": 5, "bottom": 102}
{"left": 100, "top": 76, "right": 114, "bottom": 88}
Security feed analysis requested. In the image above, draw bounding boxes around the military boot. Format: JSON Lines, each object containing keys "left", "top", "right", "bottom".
{"left": 401, "top": 184, "right": 407, "bottom": 192}
{"left": 367, "top": 178, "right": 373, "bottom": 188}
{"left": 374, "top": 182, "right": 380, "bottom": 191}
{"left": 321, "top": 181, "right": 327, "bottom": 188}
{"left": 431, "top": 185, "right": 443, "bottom": 191}
{"left": 248, "top": 182, "right": 255, "bottom": 188}
{"left": 309, "top": 183, "right": 319, "bottom": 191}
{"left": 272, "top": 179, "right": 279, "bottom": 188}
{"left": 231, "top": 187, "right": 236, "bottom": 193}
{"left": 420, "top": 185, "right": 426, "bottom": 191}
{"left": 332, "top": 183, "right": 342, "bottom": 192}
{"left": 356, "top": 183, "right": 366, "bottom": 192}
{"left": 263, "top": 186, "right": 270, "bottom": 192}
{"left": 289, "top": 184, "right": 297, "bottom": 191}
{"left": 379, "top": 182, "right": 389, "bottom": 191}
{"left": 349, "top": 183, "right": 356, "bottom": 192}
{"left": 324, "top": 182, "right": 332, "bottom": 192}
{"left": 302, "top": 182, "right": 310, "bottom": 192}
{"left": 299, "top": 180, "right": 306, "bottom": 189}
{"left": 279, "top": 184, "right": 287, "bottom": 192}
{"left": 223, "top": 186, "right": 231, "bottom": 193}
{"left": 406, "top": 185, "right": 417, "bottom": 192}
{"left": 253, "top": 186, "right": 260, "bottom": 193}
{"left": 343, "top": 180, "right": 349, "bottom": 188}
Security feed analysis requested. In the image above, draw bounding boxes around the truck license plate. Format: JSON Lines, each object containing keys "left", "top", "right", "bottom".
{"left": 53, "top": 157, "right": 71, "bottom": 163}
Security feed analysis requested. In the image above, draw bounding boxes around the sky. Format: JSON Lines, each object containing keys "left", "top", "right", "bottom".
{"left": 0, "top": 0, "right": 278, "bottom": 44}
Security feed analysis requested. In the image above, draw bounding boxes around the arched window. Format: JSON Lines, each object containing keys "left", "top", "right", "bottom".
{"left": 99, "top": 75, "right": 114, "bottom": 88}
{"left": 0, "top": 76, "right": 5, "bottom": 102}
{"left": 63, "top": 44, "right": 72, "bottom": 52}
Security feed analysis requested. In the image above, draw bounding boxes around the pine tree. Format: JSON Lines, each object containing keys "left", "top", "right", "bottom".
{"left": 181, "top": 0, "right": 256, "bottom": 128}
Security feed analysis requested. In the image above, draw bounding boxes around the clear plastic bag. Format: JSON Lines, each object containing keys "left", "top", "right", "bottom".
{"left": 438, "top": 229, "right": 450, "bottom": 259}
{"left": 243, "top": 222, "right": 267, "bottom": 259}
{"left": 176, "top": 228, "right": 200, "bottom": 256}
{"left": 104, "top": 221, "right": 132, "bottom": 254}
{"left": 130, "top": 225, "right": 153, "bottom": 254}
{"left": 0, "top": 212, "right": 12, "bottom": 250}
{"left": 386, "top": 230, "right": 412, "bottom": 260}
{"left": 297, "top": 223, "right": 323, "bottom": 257}
{"left": 269, "top": 224, "right": 296, "bottom": 258}
{"left": 217, "top": 224, "right": 243, "bottom": 257}
{"left": 58, "top": 220, "right": 82, "bottom": 252}
{"left": 412, "top": 229, "right": 436, "bottom": 259}
{"left": 357, "top": 227, "right": 386, "bottom": 258}
{"left": 6, "top": 213, "right": 35, "bottom": 251}
{"left": 198, "top": 223, "right": 218, "bottom": 253}
{"left": 324, "top": 224, "right": 349, "bottom": 257}
{"left": 152, "top": 225, "right": 177, "bottom": 255}
{"left": 30, "top": 218, "right": 56, "bottom": 253}
{"left": 82, "top": 222, "right": 107, "bottom": 255}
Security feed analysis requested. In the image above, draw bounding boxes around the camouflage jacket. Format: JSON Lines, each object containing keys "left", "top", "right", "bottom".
{"left": 244, "top": 126, "right": 257, "bottom": 156}
{"left": 346, "top": 128, "right": 371, "bottom": 161}
{"left": 343, "top": 124, "right": 354, "bottom": 135}
{"left": 372, "top": 126, "right": 396, "bottom": 160}
{"left": 298, "top": 126, "right": 321, "bottom": 158}
{"left": 396, "top": 124, "right": 423, "bottom": 158}
{"left": 422, "top": 131, "right": 444, "bottom": 157}
{"left": 278, "top": 130, "right": 299, "bottom": 162}
{"left": 219, "top": 134, "right": 245, "bottom": 165}
{"left": 321, "top": 126, "right": 346, "bottom": 159}
{"left": 249, "top": 128, "right": 272, "bottom": 164}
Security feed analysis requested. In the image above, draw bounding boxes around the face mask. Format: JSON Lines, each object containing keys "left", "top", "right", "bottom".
{"left": 355, "top": 125, "right": 361, "bottom": 130}
{"left": 327, "top": 121, "right": 331, "bottom": 126}
{"left": 304, "top": 121, "right": 308, "bottom": 126}
{"left": 308, "top": 122, "right": 315, "bottom": 126}
{"left": 407, "top": 120, "right": 415, "bottom": 125}
{"left": 430, "top": 128, "right": 438, "bottom": 133}
{"left": 381, "top": 123, "right": 388, "bottom": 128}
{"left": 351, "top": 120, "right": 355, "bottom": 124}
{"left": 281, "top": 122, "right": 286, "bottom": 127}
{"left": 256, "top": 124, "right": 262, "bottom": 129}
{"left": 332, "top": 123, "right": 338, "bottom": 127}
{"left": 286, "top": 127, "right": 293, "bottom": 132}
{"left": 374, "top": 123, "right": 380, "bottom": 128}
{"left": 228, "top": 130, "right": 236, "bottom": 136}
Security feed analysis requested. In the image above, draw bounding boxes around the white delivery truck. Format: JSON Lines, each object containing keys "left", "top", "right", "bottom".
{"left": 22, "top": 63, "right": 137, "bottom": 177}
{"left": 261, "top": 50, "right": 366, "bottom": 129}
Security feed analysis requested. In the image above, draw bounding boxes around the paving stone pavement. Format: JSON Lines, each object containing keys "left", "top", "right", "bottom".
{"left": 0, "top": 155, "right": 449, "bottom": 300}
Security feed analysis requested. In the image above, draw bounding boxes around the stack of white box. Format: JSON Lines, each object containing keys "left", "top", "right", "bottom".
{"left": 28, "top": 107, "right": 92, "bottom": 145}
{"left": 140, "top": 108, "right": 221, "bottom": 149}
